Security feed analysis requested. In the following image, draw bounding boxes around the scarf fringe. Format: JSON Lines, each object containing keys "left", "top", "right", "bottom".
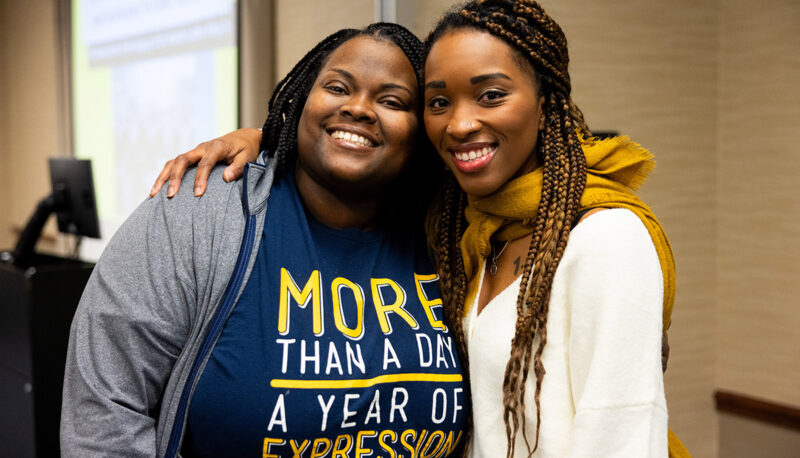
{"left": 581, "top": 134, "right": 656, "bottom": 192}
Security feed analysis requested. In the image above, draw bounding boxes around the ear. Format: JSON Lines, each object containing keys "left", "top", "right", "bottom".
{"left": 537, "top": 95, "right": 546, "bottom": 130}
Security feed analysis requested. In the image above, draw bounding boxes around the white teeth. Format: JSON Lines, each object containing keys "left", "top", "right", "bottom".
{"left": 330, "top": 130, "right": 376, "bottom": 147}
{"left": 454, "top": 146, "right": 493, "bottom": 162}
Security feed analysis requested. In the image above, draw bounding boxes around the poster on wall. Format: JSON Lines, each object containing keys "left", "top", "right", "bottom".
{"left": 72, "top": 0, "right": 238, "bottom": 260}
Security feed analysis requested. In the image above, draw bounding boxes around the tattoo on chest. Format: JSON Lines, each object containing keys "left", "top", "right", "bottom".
{"left": 513, "top": 257, "right": 521, "bottom": 275}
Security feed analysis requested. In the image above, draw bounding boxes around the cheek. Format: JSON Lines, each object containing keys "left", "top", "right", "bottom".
{"left": 503, "top": 105, "right": 539, "bottom": 145}
{"left": 388, "top": 112, "right": 418, "bottom": 150}
{"left": 300, "top": 86, "right": 335, "bottom": 125}
{"left": 295, "top": 110, "right": 313, "bottom": 153}
{"left": 296, "top": 98, "right": 327, "bottom": 162}
{"left": 423, "top": 115, "right": 446, "bottom": 149}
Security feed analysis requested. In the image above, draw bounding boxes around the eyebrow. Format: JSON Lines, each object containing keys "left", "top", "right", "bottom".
{"left": 330, "top": 68, "right": 355, "bottom": 80}
{"left": 329, "top": 68, "right": 414, "bottom": 96}
{"left": 425, "top": 73, "right": 512, "bottom": 90}
{"left": 380, "top": 83, "right": 414, "bottom": 96}
{"left": 470, "top": 73, "right": 511, "bottom": 84}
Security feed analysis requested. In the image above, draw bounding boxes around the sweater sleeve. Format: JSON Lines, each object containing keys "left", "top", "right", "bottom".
{"left": 564, "top": 209, "right": 668, "bottom": 457}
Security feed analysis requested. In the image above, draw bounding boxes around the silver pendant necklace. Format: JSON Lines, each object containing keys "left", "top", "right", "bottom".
{"left": 489, "top": 240, "right": 510, "bottom": 276}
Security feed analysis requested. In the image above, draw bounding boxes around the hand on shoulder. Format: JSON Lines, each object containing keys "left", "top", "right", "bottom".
{"left": 149, "top": 128, "right": 262, "bottom": 199}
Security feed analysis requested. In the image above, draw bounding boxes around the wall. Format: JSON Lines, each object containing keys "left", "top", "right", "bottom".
{"left": 717, "top": 0, "right": 800, "bottom": 441}
{"left": 274, "top": 0, "right": 374, "bottom": 82}
{"left": 0, "top": 1, "right": 11, "bottom": 249}
{"left": 0, "top": 0, "right": 65, "bottom": 254}
{"left": 718, "top": 413, "right": 800, "bottom": 458}
{"left": 240, "top": 0, "right": 277, "bottom": 128}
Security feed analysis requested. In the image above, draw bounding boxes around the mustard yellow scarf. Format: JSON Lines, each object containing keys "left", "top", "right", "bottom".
{"left": 461, "top": 135, "right": 675, "bottom": 331}
{"left": 460, "top": 137, "right": 687, "bottom": 457}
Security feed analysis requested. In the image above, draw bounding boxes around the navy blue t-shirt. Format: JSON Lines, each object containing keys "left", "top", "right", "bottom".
{"left": 183, "top": 174, "right": 468, "bottom": 457}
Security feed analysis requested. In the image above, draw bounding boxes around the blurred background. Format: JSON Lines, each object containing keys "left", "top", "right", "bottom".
{"left": 0, "top": 0, "right": 798, "bottom": 456}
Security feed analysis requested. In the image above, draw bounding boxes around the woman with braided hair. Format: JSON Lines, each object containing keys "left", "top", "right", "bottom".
{"left": 422, "top": 2, "right": 686, "bottom": 457}
{"left": 62, "top": 23, "right": 469, "bottom": 457}
{"left": 153, "top": 1, "right": 689, "bottom": 456}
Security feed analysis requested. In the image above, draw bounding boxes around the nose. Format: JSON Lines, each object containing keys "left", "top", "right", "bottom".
{"left": 340, "top": 94, "right": 376, "bottom": 123}
{"left": 445, "top": 103, "right": 480, "bottom": 139}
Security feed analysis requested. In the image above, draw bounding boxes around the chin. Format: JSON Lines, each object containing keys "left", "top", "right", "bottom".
{"left": 452, "top": 174, "right": 502, "bottom": 198}
{"left": 325, "top": 168, "right": 384, "bottom": 192}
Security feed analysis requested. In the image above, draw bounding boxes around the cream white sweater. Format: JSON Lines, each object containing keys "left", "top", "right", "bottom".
{"left": 465, "top": 209, "right": 668, "bottom": 457}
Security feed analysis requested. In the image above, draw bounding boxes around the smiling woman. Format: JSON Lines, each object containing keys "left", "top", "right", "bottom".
{"left": 295, "top": 36, "right": 420, "bottom": 228}
{"left": 60, "top": 23, "right": 468, "bottom": 458}
{"left": 424, "top": 30, "right": 545, "bottom": 197}
{"left": 423, "top": 2, "right": 685, "bottom": 457}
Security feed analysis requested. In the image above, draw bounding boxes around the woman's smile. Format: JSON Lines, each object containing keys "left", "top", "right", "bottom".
{"left": 326, "top": 126, "right": 379, "bottom": 150}
{"left": 424, "top": 29, "right": 545, "bottom": 197}
{"left": 447, "top": 142, "right": 497, "bottom": 173}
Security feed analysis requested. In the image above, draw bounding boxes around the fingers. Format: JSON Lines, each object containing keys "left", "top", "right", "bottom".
{"left": 194, "top": 139, "right": 232, "bottom": 196}
{"left": 166, "top": 149, "right": 204, "bottom": 198}
{"left": 223, "top": 154, "right": 250, "bottom": 183}
{"left": 149, "top": 129, "right": 261, "bottom": 199}
{"left": 150, "top": 159, "right": 174, "bottom": 198}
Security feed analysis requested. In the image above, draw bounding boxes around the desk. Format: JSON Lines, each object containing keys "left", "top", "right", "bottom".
{"left": 0, "top": 254, "right": 93, "bottom": 458}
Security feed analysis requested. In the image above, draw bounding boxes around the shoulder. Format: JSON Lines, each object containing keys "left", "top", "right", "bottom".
{"left": 161, "top": 164, "right": 243, "bottom": 213}
{"left": 555, "top": 209, "right": 664, "bottom": 336}
{"left": 557, "top": 208, "right": 663, "bottom": 300}
{"left": 567, "top": 208, "right": 657, "bottom": 263}
{"left": 141, "top": 164, "right": 247, "bottom": 235}
{"left": 105, "top": 165, "right": 247, "bottom": 269}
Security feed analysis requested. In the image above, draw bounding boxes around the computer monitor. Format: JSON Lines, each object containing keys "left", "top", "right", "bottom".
{"left": 4, "top": 158, "right": 100, "bottom": 267}
{"left": 49, "top": 158, "right": 100, "bottom": 239}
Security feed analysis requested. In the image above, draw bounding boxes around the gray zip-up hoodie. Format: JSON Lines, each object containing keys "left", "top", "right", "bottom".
{"left": 61, "top": 156, "right": 276, "bottom": 457}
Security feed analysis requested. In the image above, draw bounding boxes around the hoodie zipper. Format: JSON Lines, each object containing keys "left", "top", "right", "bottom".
{"left": 164, "top": 165, "right": 259, "bottom": 457}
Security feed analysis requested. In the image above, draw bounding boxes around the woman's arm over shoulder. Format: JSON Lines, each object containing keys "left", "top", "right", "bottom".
{"left": 560, "top": 208, "right": 667, "bottom": 457}
{"left": 61, "top": 165, "right": 243, "bottom": 456}
{"left": 149, "top": 128, "right": 262, "bottom": 198}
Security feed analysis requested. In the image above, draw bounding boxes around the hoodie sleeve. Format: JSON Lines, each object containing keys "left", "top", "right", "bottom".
{"left": 59, "top": 162, "right": 247, "bottom": 457}
{"left": 59, "top": 186, "right": 198, "bottom": 457}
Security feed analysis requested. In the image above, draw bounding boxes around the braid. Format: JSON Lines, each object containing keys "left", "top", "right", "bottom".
{"left": 426, "top": 1, "right": 588, "bottom": 456}
{"left": 429, "top": 172, "right": 471, "bottom": 457}
{"left": 430, "top": 172, "right": 470, "bottom": 390}
{"left": 260, "top": 28, "right": 359, "bottom": 178}
{"left": 260, "top": 22, "right": 442, "bottom": 230}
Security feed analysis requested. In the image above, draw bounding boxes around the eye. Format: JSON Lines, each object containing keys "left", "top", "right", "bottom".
{"left": 478, "top": 89, "right": 507, "bottom": 103}
{"left": 381, "top": 97, "right": 408, "bottom": 110}
{"left": 324, "top": 82, "right": 347, "bottom": 94}
{"left": 427, "top": 96, "right": 450, "bottom": 109}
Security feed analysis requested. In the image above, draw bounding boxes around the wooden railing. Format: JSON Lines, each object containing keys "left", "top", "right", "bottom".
{"left": 715, "top": 390, "right": 800, "bottom": 431}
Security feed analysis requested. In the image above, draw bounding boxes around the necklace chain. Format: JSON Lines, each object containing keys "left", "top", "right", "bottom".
{"left": 489, "top": 240, "right": 509, "bottom": 276}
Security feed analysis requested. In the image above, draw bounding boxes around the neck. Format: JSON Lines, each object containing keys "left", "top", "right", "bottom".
{"left": 294, "top": 167, "right": 382, "bottom": 230}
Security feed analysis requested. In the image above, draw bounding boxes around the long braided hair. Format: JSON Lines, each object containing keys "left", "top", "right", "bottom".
{"left": 426, "top": 1, "right": 590, "bottom": 456}
{"left": 260, "top": 22, "right": 440, "bottom": 230}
